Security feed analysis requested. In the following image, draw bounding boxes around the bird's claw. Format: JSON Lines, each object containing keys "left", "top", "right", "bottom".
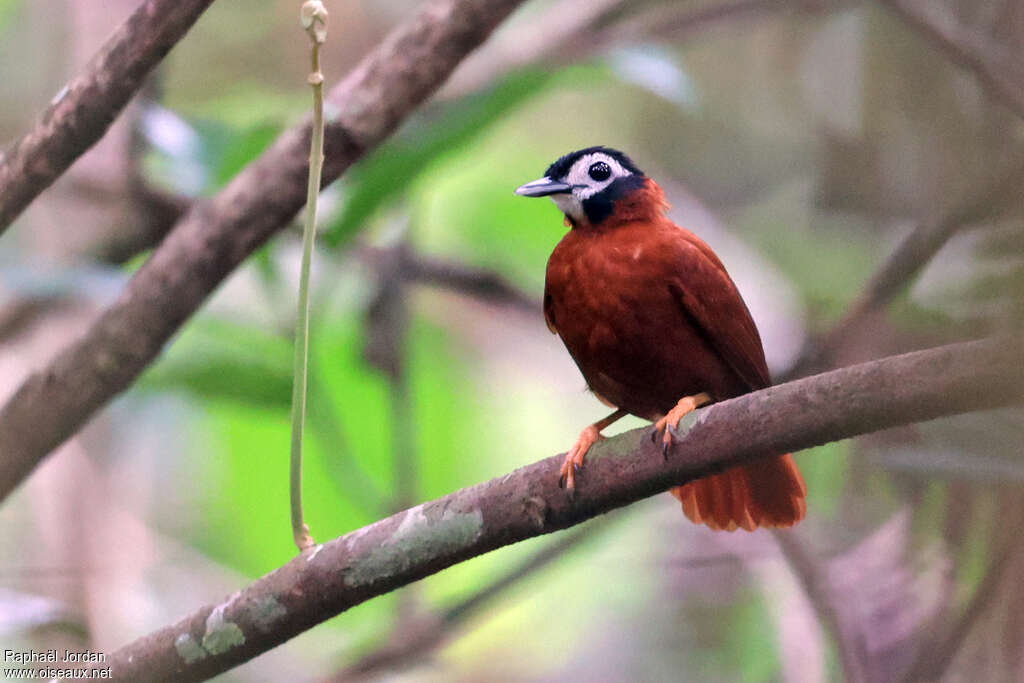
{"left": 557, "top": 426, "right": 602, "bottom": 495}
{"left": 651, "top": 416, "right": 673, "bottom": 459}
{"left": 652, "top": 393, "right": 711, "bottom": 461}
{"left": 662, "top": 419, "right": 680, "bottom": 460}
{"left": 651, "top": 423, "right": 675, "bottom": 460}
{"left": 557, "top": 462, "right": 581, "bottom": 490}
{"left": 558, "top": 454, "right": 583, "bottom": 492}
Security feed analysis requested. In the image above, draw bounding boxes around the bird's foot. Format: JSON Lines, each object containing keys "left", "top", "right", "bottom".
{"left": 558, "top": 424, "right": 604, "bottom": 492}
{"left": 650, "top": 392, "right": 712, "bottom": 459}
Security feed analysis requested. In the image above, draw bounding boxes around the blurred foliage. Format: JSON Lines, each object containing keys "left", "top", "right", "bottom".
{"left": 3, "top": 0, "right": 1024, "bottom": 680}
{"left": 141, "top": 320, "right": 293, "bottom": 411}
{"left": 0, "top": 0, "right": 17, "bottom": 31}
{"left": 209, "top": 122, "right": 283, "bottom": 190}
{"left": 732, "top": 182, "right": 877, "bottom": 321}
{"left": 325, "top": 69, "right": 555, "bottom": 247}
{"left": 141, "top": 315, "right": 486, "bottom": 575}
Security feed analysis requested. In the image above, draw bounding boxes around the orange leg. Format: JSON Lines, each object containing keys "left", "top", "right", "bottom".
{"left": 559, "top": 409, "right": 627, "bottom": 491}
{"left": 651, "top": 392, "right": 712, "bottom": 458}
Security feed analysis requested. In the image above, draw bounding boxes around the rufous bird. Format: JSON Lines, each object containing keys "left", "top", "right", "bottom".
{"left": 516, "top": 146, "right": 806, "bottom": 531}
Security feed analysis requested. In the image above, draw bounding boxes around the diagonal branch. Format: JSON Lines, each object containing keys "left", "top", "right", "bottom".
{"left": 582, "top": 0, "right": 827, "bottom": 57}
{"left": 82, "top": 0, "right": 829, "bottom": 264}
{"left": 105, "top": 336, "right": 1024, "bottom": 682}
{"left": 877, "top": 0, "right": 1024, "bottom": 120}
{"left": 0, "top": 0, "right": 529, "bottom": 503}
{"left": 790, "top": 0, "right": 1024, "bottom": 378}
{"left": 773, "top": 529, "right": 872, "bottom": 683}
{"left": 770, "top": 161, "right": 1024, "bottom": 683}
{"left": 901, "top": 496, "right": 1024, "bottom": 682}
{"left": 0, "top": 0, "right": 216, "bottom": 235}
{"left": 786, "top": 154, "right": 1024, "bottom": 379}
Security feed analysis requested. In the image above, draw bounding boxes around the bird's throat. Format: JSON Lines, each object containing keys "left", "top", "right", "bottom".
{"left": 550, "top": 194, "right": 584, "bottom": 225}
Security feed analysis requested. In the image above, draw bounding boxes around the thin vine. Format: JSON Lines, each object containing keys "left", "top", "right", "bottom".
{"left": 291, "top": 0, "right": 328, "bottom": 551}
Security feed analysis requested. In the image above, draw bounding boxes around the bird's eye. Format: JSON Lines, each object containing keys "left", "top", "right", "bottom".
{"left": 588, "top": 161, "right": 611, "bottom": 182}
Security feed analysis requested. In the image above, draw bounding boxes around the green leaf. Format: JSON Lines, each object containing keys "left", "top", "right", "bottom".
{"left": 168, "top": 313, "right": 484, "bottom": 577}
{"left": 212, "top": 122, "right": 281, "bottom": 188}
{"left": 138, "top": 320, "right": 293, "bottom": 409}
{"left": 323, "top": 69, "right": 554, "bottom": 247}
{"left": 412, "top": 139, "right": 565, "bottom": 292}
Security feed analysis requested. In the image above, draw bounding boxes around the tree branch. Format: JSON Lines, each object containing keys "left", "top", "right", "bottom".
{"left": 105, "top": 337, "right": 1024, "bottom": 682}
{"left": 583, "top": 0, "right": 827, "bottom": 56}
{"left": 773, "top": 530, "right": 872, "bottom": 683}
{"left": 770, "top": 154, "right": 1024, "bottom": 683}
{"left": 0, "top": 0, "right": 216, "bottom": 234}
{"left": 786, "top": 154, "right": 1024, "bottom": 378}
{"left": 788, "top": 0, "right": 1024, "bottom": 378}
{"left": 358, "top": 245, "right": 539, "bottom": 313}
{"left": 901, "top": 496, "right": 1024, "bottom": 682}
{"left": 877, "top": 0, "right": 1024, "bottom": 120}
{"left": 332, "top": 521, "right": 607, "bottom": 681}
{"left": 0, "top": 0, "right": 529, "bottom": 503}
{"left": 65, "top": 0, "right": 839, "bottom": 266}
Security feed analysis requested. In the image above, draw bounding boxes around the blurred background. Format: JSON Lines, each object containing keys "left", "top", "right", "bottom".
{"left": 1, "top": 0, "right": 1024, "bottom": 680}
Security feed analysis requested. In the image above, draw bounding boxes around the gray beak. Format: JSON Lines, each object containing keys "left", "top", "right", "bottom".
{"left": 515, "top": 176, "right": 572, "bottom": 197}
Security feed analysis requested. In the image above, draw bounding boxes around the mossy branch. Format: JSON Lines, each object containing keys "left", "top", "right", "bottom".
{"left": 105, "top": 336, "right": 1024, "bottom": 681}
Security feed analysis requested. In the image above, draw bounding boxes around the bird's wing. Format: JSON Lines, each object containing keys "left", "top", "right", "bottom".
{"left": 667, "top": 232, "right": 771, "bottom": 391}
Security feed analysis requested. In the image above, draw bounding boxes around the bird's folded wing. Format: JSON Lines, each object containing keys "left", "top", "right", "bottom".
{"left": 667, "top": 237, "right": 772, "bottom": 392}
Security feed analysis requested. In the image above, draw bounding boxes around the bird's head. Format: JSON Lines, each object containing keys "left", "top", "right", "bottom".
{"left": 515, "top": 146, "right": 655, "bottom": 227}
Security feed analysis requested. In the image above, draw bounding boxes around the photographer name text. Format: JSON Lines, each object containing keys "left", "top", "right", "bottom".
{"left": 4, "top": 649, "right": 107, "bottom": 664}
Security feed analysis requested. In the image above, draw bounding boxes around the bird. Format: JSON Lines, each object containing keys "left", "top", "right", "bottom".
{"left": 515, "top": 146, "right": 806, "bottom": 531}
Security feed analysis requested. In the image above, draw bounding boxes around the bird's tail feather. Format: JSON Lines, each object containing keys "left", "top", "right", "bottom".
{"left": 670, "top": 454, "right": 806, "bottom": 531}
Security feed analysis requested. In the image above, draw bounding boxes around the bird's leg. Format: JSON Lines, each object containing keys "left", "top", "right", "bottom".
{"left": 651, "top": 392, "right": 712, "bottom": 458}
{"left": 559, "top": 408, "right": 628, "bottom": 491}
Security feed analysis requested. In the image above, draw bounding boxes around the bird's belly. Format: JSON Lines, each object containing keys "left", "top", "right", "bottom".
{"left": 556, "top": 290, "right": 732, "bottom": 419}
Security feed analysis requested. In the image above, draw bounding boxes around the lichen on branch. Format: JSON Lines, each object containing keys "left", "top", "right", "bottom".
{"left": 105, "top": 337, "right": 1024, "bottom": 682}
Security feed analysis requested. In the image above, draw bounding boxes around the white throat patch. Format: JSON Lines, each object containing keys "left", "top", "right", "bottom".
{"left": 551, "top": 193, "right": 583, "bottom": 222}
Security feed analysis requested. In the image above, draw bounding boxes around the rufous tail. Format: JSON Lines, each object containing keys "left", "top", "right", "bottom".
{"left": 670, "top": 454, "right": 807, "bottom": 531}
